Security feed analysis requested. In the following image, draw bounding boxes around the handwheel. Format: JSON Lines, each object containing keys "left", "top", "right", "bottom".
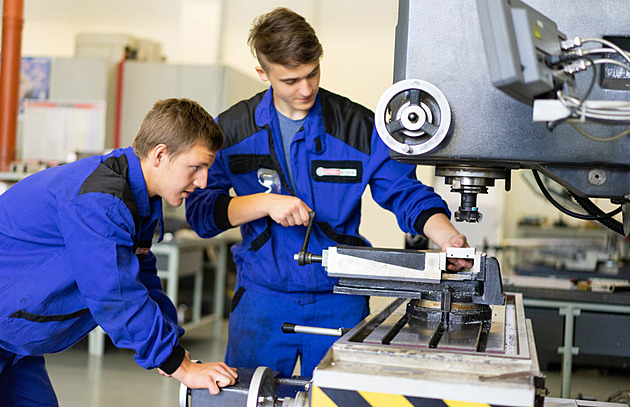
{"left": 375, "top": 78, "right": 451, "bottom": 155}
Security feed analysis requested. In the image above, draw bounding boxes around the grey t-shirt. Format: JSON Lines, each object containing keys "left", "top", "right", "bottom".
{"left": 277, "top": 112, "right": 306, "bottom": 190}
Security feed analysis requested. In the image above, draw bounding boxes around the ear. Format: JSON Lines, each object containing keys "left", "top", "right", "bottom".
{"left": 150, "top": 144, "right": 169, "bottom": 167}
{"left": 255, "top": 66, "right": 269, "bottom": 82}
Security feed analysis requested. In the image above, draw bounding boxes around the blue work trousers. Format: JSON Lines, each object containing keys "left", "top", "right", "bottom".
{"left": 0, "top": 348, "right": 58, "bottom": 407}
{"left": 225, "top": 284, "right": 369, "bottom": 378}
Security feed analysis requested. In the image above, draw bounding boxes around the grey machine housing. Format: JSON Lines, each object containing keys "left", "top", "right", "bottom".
{"left": 378, "top": 0, "right": 629, "bottom": 225}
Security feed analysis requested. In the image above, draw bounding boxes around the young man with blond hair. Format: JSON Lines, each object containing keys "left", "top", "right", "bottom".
{"left": 0, "top": 98, "right": 237, "bottom": 406}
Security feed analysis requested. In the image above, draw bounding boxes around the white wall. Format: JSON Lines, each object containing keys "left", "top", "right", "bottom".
{"left": 17, "top": 0, "right": 221, "bottom": 65}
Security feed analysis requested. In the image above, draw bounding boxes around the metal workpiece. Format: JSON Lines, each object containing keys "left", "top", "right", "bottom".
{"left": 323, "top": 246, "right": 447, "bottom": 283}
{"left": 323, "top": 245, "right": 505, "bottom": 306}
{"left": 446, "top": 246, "right": 476, "bottom": 259}
{"left": 311, "top": 293, "right": 544, "bottom": 407}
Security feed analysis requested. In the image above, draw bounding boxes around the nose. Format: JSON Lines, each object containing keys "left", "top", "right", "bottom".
{"left": 298, "top": 79, "right": 312, "bottom": 97}
{"left": 193, "top": 171, "right": 208, "bottom": 189}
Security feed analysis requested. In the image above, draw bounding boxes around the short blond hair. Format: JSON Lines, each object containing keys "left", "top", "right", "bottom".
{"left": 133, "top": 98, "right": 223, "bottom": 159}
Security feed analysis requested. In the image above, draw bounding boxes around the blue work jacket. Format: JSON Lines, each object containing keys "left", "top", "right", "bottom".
{"left": 186, "top": 88, "right": 450, "bottom": 294}
{"left": 0, "top": 147, "right": 184, "bottom": 371}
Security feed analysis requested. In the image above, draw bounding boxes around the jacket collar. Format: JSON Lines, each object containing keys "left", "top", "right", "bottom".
{"left": 255, "top": 87, "right": 326, "bottom": 153}
{"left": 123, "top": 147, "right": 164, "bottom": 241}
{"left": 254, "top": 88, "right": 275, "bottom": 128}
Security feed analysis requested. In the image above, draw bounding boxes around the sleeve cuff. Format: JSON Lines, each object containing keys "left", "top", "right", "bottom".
{"left": 159, "top": 344, "right": 186, "bottom": 375}
{"left": 413, "top": 207, "right": 449, "bottom": 237}
{"left": 213, "top": 195, "right": 234, "bottom": 231}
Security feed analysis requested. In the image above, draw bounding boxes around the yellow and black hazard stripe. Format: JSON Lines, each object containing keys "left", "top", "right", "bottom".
{"left": 311, "top": 386, "right": 503, "bottom": 407}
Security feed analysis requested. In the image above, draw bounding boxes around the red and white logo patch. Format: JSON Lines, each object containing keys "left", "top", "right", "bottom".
{"left": 315, "top": 167, "right": 357, "bottom": 177}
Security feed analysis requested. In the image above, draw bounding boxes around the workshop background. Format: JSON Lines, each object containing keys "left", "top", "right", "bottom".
{"left": 0, "top": 0, "right": 628, "bottom": 406}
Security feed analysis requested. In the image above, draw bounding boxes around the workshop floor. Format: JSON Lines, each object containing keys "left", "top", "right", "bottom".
{"left": 45, "top": 319, "right": 630, "bottom": 406}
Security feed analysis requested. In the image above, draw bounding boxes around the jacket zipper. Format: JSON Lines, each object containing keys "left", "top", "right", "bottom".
{"left": 264, "top": 124, "right": 295, "bottom": 196}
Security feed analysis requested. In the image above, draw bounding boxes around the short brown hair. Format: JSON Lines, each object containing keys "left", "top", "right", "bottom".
{"left": 133, "top": 98, "right": 223, "bottom": 159}
{"left": 248, "top": 7, "right": 323, "bottom": 71}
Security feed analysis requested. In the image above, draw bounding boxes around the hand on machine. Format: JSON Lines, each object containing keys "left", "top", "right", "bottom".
{"left": 159, "top": 351, "right": 238, "bottom": 396}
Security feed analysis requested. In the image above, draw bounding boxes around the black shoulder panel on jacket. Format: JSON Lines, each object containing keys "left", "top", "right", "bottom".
{"left": 79, "top": 155, "right": 140, "bottom": 226}
{"left": 320, "top": 88, "right": 374, "bottom": 155}
{"left": 218, "top": 90, "right": 266, "bottom": 149}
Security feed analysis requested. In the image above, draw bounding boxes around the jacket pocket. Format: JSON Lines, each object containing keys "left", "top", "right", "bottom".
{"left": 3, "top": 306, "right": 94, "bottom": 355}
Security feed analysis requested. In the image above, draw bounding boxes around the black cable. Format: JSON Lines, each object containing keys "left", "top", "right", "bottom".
{"left": 570, "top": 191, "right": 625, "bottom": 235}
{"left": 532, "top": 170, "right": 623, "bottom": 223}
{"left": 544, "top": 53, "right": 581, "bottom": 68}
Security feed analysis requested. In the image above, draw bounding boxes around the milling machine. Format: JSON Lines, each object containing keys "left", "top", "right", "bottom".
{"left": 184, "top": 230, "right": 546, "bottom": 407}
{"left": 182, "top": 209, "right": 544, "bottom": 406}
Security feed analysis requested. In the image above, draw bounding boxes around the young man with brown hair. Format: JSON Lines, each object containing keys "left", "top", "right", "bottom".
{"left": 186, "top": 8, "right": 470, "bottom": 378}
{"left": 0, "top": 98, "right": 237, "bottom": 406}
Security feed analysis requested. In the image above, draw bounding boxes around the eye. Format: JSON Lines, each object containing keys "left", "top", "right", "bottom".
{"left": 284, "top": 80, "right": 297, "bottom": 85}
{"left": 191, "top": 166, "right": 200, "bottom": 171}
